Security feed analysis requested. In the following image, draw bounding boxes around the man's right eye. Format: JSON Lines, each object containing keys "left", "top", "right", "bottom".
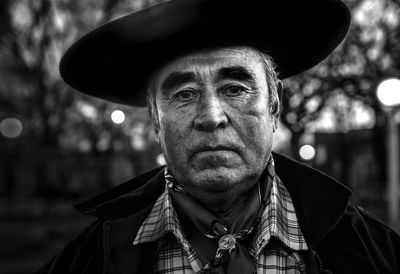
{"left": 174, "top": 89, "right": 197, "bottom": 101}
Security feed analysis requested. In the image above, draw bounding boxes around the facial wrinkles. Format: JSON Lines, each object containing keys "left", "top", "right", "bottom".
{"left": 155, "top": 47, "right": 274, "bottom": 165}
{"left": 154, "top": 47, "right": 271, "bottom": 117}
{"left": 219, "top": 63, "right": 271, "bottom": 157}
{"left": 234, "top": 104, "right": 271, "bottom": 163}
{"left": 190, "top": 64, "right": 236, "bottom": 159}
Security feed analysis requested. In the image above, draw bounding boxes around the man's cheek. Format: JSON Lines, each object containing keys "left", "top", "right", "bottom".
{"left": 162, "top": 129, "right": 189, "bottom": 161}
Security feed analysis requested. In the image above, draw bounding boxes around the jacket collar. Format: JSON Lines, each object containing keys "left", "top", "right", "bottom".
{"left": 75, "top": 166, "right": 165, "bottom": 219}
{"left": 75, "top": 152, "right": 352, "bottom": 248}
{"left": 272, "top": 152, "right": 352, "bottom": 248}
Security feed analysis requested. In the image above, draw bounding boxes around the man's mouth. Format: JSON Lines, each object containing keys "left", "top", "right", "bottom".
{"left": 201, "top": 145, "right": 235, "bottom": 151}
{"left": 190, "top": 144, "right": 240, "bottom": 160}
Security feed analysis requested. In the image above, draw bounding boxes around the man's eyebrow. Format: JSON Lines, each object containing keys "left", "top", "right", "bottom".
{"left": 161, "top": 71, "right": 197, "bottom": 91}
{"left": 216, "top": 66, "right": 257, "bottom": 86}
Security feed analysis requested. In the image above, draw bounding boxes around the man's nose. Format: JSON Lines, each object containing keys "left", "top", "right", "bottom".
{"left": 193, "top": 93, "right": 228, "bottom": 131}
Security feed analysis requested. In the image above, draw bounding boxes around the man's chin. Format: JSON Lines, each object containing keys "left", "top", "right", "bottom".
{"left": 184, "top": 167, "right": 245, "bottom": 192}
{"left": 190, "top": 151, "right": 242, "bottom": 170}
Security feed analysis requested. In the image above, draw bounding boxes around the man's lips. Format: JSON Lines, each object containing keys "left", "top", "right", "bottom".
{"left": 190, "top": 144, "right": 240, "bottom": 158}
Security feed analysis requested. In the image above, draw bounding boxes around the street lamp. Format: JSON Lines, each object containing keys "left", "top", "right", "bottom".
{"left": 377, "top": 78, "right": 400, "bottom": 107}
{"left": 376, "top": 78, "right": 400, "bottom": 231}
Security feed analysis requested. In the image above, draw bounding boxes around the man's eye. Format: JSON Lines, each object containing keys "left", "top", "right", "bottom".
{"left": 174, "top": 89, "right": 197, "bottom": 101}
{"left": 224, "top": 85, "right": 246, "bottom": 96}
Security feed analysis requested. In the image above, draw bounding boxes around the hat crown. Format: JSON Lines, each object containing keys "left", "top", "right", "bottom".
{"left": 60, "top": 0, "right": 350, "bottom": 106}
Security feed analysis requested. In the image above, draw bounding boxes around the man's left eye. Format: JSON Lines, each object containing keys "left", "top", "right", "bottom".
{"left": 224, "top": 85, "right": 246, "bottom": 96}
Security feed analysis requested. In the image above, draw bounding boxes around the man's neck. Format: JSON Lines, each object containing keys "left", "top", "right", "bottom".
{"left": 184, "top": 182, "right": 258, "bottom": 228}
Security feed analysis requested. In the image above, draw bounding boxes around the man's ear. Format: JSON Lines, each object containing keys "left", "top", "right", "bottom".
{"left": 277, "top": 80, "right": 283, "bottom": 104}
{"left": 155, "top": 131, "right": 162, "bottom": 144}
{"left": 272, "top": 116, "right": 278, "bottom": 133}
{"left": 272, "top": 81, "right": 283, "bottom": 132}
{"left": 152, "top": 121, "right": 161, "bottom": 144}
{"left": 147, "top": 94, "right": 161, "bottom": 144}
{"left": 270, "top": 82, "right": 283, "bottom": 115}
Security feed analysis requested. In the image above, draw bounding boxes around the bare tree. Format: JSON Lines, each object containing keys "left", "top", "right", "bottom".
{"left": 280, "top": 0, "right": 400, "bottom": 159}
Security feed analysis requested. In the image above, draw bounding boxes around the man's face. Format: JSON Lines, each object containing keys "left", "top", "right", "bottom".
{"left": 152, "top": 47, "right": 278, "bottom": 196}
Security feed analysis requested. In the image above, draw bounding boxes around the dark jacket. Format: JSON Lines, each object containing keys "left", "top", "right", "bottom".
{"left": 37, "top": 153, "right": 400, "bottom": 274}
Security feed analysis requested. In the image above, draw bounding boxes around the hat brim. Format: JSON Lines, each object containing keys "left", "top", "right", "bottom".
{"left": 60, "top": 0, "right": 351, "bottom": 106}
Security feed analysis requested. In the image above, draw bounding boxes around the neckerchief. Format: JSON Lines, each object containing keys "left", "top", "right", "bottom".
{"left": 168, "top": 160, "right": 274, "bottom": 273}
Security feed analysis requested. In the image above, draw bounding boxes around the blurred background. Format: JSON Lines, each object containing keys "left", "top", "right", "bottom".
{"left": 1, "top": 0, "right": 400, "bottom": 273}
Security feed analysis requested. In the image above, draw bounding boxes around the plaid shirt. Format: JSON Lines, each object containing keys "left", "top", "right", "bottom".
{"left": 134, "top": 162, "right": 308, "bottom": 273}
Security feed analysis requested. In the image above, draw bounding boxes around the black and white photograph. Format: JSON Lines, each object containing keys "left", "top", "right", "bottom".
{"left": 0, "top": 0, "right": 400, "bottom": 273}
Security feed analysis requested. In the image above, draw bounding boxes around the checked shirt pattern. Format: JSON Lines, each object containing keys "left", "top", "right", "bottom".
{"left": 134, "top": 160, "right": 308, "bottom": 273}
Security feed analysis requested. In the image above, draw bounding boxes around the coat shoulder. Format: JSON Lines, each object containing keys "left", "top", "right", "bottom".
{"left": 36, "top": 219, "right": 104, "bottom": 274}
{"left": 37, "top": 167, "right": 165, "bottom": 274}
{"left": 75, "top": 166, "right": 164, "bottom": 219}
{"left": 319, "top": 203, "right": 400, "bottom": 273}
{"left": 347, "top": 203, "right": 400, "bottom": 265}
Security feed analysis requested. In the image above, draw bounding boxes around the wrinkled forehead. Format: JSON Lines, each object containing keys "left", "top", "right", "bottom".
{"left": 164, "top": 46, "right": 263, "bottom": 68}
{"left": 150, "top": 46, "right": 267, "bottom": 89}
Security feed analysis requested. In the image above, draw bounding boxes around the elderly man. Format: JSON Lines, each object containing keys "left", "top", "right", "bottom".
{"left": 39, "top": 0, "right": 400, "bottom": 273}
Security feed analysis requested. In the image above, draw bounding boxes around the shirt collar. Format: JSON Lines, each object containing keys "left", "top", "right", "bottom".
{"left": 250, "top": 173, "right": 308, "bottom": 257}
{"left": 133, "top": 175, "right": 183, "bottom": 245}
{"left": 133, "top": 169, "right": 200, "bottom": 270}
{"left": 134, "top": 158, "right": 308, "bottom": 256}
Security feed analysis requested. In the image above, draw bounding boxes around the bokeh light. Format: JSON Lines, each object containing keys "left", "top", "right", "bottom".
{"left": 130, "top": 123, "right": 146, "bottom": 151}
{"left": 376, "top": 78, "right": 400, "bottom": 107}
{"left": 77, "top": 102, "right": 98, "bottom": 120}
{"left": 299, "top": 144, "right": 316, "bottom": 161}
{"left": 0, "top": 117, "right": 23, "bottom": 138}
{"left": 111, "top": 110, "right": 125, "bottom": 124}
{"left": 156, "top": 154, "right": 166, "bottom": 166}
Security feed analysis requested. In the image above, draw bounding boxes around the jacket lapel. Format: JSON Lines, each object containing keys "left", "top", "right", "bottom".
{"left": 75, "top": 167, "right": 165, "bottom": 219}
{"left": 76, "top": 168, "right": 166, "bottom": 273}
{"left": 102, "top": 204, "right": 159, "bottom": 274}
{"left": 273, "top": 152, "right": 352, "bottom": 248}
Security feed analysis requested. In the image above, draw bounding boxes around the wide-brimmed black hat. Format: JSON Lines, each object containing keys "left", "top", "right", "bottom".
{"left": 60, "top": 0, "right": 351, "bottom": 106}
